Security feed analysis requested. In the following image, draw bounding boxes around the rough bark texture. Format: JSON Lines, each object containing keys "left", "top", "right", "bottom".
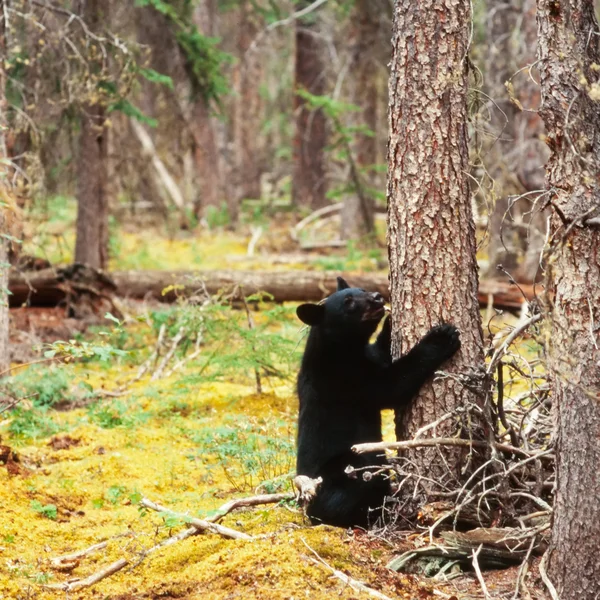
{"left": 536, "top": 0, "right": 600, "bottom": 597}
{"left": 387, "top": 0, "right": 485, "bottom": 483}
{"left": 74, "top": 0, "right": 109, "bottom": 270}
{"left": 292, "top": 1, "right": 328, "bottom": 209}
{"left": 340, "top": 0, "right": 380, "bottom": 240}
{"left": 8, "top": 269, "right": 534, "bottom": 309}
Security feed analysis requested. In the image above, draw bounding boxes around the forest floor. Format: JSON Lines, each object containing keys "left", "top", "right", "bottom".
{"left": 1, "top": 201, "right": 548, "bottom": 599}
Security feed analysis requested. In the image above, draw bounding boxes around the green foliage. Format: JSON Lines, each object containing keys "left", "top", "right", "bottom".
{"left": 135, "top": 0, "right": 232, "bottom": 106}
{"left": 204, "top": 203, "right": 231, "bottom": 229}
{"left": 30, "top": 500, "right": 58, "bottom": 520}
{"left": 7, "top": 408, "right": 61, "bottom": 440}
{"left": 87, "top": 399, "right": 142, "bottom": 429}
{"left": 7, "top": 366, "right": 70, "bottom": 408}
{"left": 194, "top": 415, "right": 294, "bottom": 492}
{"left": 109, "top": 98, "right": 158, "bottom": 128}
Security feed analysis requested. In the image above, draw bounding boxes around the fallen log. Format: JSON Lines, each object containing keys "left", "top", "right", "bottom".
{"left": 9, "top": 268, "right": 537, "bottom": 310}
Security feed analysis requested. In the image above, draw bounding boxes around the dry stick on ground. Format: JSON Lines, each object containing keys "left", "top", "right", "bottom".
{"left": 538, "top": 550, "right": 560, "bottom": 600}
{"left": 151, "top": 326, "right": 185, "bottom": 381}
{"left": 140, "top": 498, "right": 252, "bottom": 541}
{"left": 45, "top": 493, "right": 293, "bottom": 592}
{"left": 300, "top": 539, "right": 396, "bottom": 600}
{"left": 471, "top": 544, "right": 493, "bottom": 600}
{"left": 50, "top": 541, "right": 108, "bottom": 571}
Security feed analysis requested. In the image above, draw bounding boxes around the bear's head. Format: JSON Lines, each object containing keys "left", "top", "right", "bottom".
{"left": 296, "top": 277, "right": 386, "bottom": 342}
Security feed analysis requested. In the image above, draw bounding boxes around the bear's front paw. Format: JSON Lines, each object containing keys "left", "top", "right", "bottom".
{"left": 424, "top": 324, "right": 461, "bottom": 358}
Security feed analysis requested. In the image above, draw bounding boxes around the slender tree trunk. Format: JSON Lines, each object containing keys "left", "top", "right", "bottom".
{"left": 191, "top": 0, "right": 221, "bottom": 217}
{"left": 0, "top": 6, "right": 11, "bottom": 375}
{"left": 340, "top": 0, "right": 379, "bottom": 240}
{"left": 484, "top": 0, "right": 549, "bottom": 283}
{"left": 387, "top": 0, "right": 485, "bottom": 485}
{"left": 536, "top": 0, "right": 600, "bottom": 597}
{"left": 74, "top": 0, "right": 109, "bottom": 269}
{"left": 292, "top": 0, "right": 328, "bottom": 209}
{"left": 232, "top": 0, "right": 263, "bottom": 219}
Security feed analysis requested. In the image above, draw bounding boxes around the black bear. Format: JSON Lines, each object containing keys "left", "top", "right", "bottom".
{"left": 296, "top": 277, "right": 461, "bottom": 528}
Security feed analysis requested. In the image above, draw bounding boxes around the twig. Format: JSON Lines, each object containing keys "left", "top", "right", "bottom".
{"left": 471, "top": 544, "right": 492, "bottom": 600}
{"left": 44, "top": 559, "right": 129, "bottom": 592}
{"left": 240, "top": 290, "right": 262, "bottom": 394}
{"left": 512, "top": 535, "right": 537, "bottom": 600}
{"left": 151, "top": 326, "right": 185, "bottom": 380}
{"left": 134, "top": 323, "right": 166, "bottom": 382}
{"left": 352, "top": 437, "right": 548, "bottom": 459}
{"left": 50, "top": 541, "right": 108, "bottom": 571}
{"left": 140, "top": 497, "right": 252, "bottom": 540}
{"left": 539, "top": 550, "right": 560, "bottom": 600}
{"left": 207, "top": 492, "right": 295, "bottom": 523}
{"left": 301, "top": 539, "right": 395, "bottom": 600}
{"left": 247, "top": 226, "right": 263, "bottom": 257}
{"left": 486, "top": 313, "right": 542, "bottom": 376}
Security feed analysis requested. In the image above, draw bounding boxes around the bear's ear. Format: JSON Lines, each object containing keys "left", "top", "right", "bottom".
{"left": 297, "top": 303, "right": 325, "bottom": 326}
{"left": 336, "top": 276, "right": 350, "bottom": 291}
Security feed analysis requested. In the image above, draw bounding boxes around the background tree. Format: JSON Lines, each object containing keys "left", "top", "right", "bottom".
{"left": 74, "top": 0, "right": 110, "bottom": 269}
{"left": 536, "top": 0, "right": 600, "bottom": 597}
{"left": 0, "top": 7, "right": 9, "bottom": 375}
{"left": 292, "top": 0, "right": 328, "bottom": 209}
{"left": 386, "top": 0, "right": 485, "bottom": 488}
{"left": 339, "top": 0, "right": 382, "bottom": 241}
{"left": 482, "top": 0, "right": 549, "bottom": 283}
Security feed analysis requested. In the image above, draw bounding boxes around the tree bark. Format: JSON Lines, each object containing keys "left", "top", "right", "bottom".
{"left": 74, "top": 0, "right": 109, "bottom": 270}
{"left": 340, "top": 0, "right": 380, "bottom": 240}
{"left": 232, "top": 0, "right": 263, "bottom": 218}
{"left": 292, "top": 0, "right": 328, "bottom": 209}
{"left": 536, "top": 0, "right": 600, "bottom": 597}
{"left": 0, "top": 10, "right": 11, "bottom": 375}
{"left": 387, "top": 0, "right": 485, "bottom": 484}
{"left": 8, "top": 268, "right": 534, "bottom": 309}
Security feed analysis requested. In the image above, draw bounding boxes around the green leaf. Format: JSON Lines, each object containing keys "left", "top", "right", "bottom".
{"left": 109, "top": 99, "right": 158, "bottom": 128}
{"left": 138, "top": 68, "right": 174, "bottom": 90}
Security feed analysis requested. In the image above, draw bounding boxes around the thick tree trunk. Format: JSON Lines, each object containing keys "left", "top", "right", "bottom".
{"left": 8, "top": 268, "right": 534, "bottom": 309}
{"left": 74, "top": 0, "right": 109, "bottom": 270}
{"left": 340, "top": 0, "right": 379, "bottom": 240}
{"left": 387, "top": 0, "right": 485, "bottom": 485}
{"left": 292, "top": 1, "right": 328, "bottom": 209}
{"left": 536, "top": 0, "right": 600, "bottom": 597}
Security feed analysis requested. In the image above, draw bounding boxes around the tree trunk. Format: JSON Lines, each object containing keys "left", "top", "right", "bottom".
{"left": 536, "top": 0, "right": 600, "bottom": 597}
{"left": 232, "top": 0, "right": 263, "bottom": 218}
{"left": 0, "top": 11, "right": 10, "bottom": 375}
{"left": 190, "top": 0, "right": 221, "bottom": 217}
{"left": 484, "top": 0, "right": 549, "bottom": 283}
{"left": 340, "top": 0, "right": 379, "bottom": 240}
{"left": 387, "top": 0, "right": 485, "bottom": 485}
{"left": 292, "top": 0, "right": 328, "bottom": 209}
{"left": 74, "top": 0, "right": 109, "bottom": 270}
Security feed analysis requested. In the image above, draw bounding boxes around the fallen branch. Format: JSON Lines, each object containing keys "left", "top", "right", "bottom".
{"left": 206, "top": 492, "right": 294, "bottom": 523}
{"left": 352, "top": 437, "right": 550, "bottom": 459}
{"left": 301, "top": 538, "right": 395, "bottom": 600}
{"left": 140, "top": 498, "right": 252, "bottom": 540}
{"left": 50, "top": 541, "right": 108, "bottom": 572}
{"left": 44, "top": 558, "right": 129, "bottom": 592}
{"left": 471, "top": 545, "right": 492, "bottom": 600}
{"left": 9, "top": 268, "right": 536, "bottom": 310}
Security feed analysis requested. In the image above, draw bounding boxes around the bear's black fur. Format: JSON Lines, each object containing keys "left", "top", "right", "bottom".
{"left": 296, "top": 277, "right": 461, "bottom": 528}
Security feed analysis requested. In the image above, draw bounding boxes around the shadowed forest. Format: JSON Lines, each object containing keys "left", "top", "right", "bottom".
{"left": 1, "top": 1, "right": 600, "bottom": 599}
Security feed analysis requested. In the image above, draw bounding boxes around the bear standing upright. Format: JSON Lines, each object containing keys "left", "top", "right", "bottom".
{"left": 296, "top": 277, "right": 461, "bottom": 528}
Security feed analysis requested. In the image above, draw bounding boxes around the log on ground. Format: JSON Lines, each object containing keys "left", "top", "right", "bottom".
{"left": 9, "top": 268, "right": 536, "bottom": 310}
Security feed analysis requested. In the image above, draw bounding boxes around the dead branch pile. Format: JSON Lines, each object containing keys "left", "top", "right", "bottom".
{"left": 354, "top": 306, "right": 553, "bottom": 579}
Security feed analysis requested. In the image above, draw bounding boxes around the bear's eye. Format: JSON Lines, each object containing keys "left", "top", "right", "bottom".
{"left": 344, "top": 296, "right": 355, "bottom": 308}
